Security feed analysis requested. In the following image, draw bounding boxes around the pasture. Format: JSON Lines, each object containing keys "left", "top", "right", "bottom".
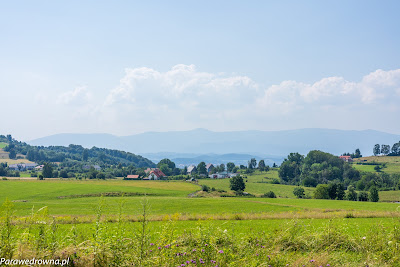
{"left": 2, "top": 177, "right": 400, "bottom": 266}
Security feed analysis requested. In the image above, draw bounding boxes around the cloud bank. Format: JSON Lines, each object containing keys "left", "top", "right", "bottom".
{"left": 25, "top": 65, "right": 400, "bottom": 138}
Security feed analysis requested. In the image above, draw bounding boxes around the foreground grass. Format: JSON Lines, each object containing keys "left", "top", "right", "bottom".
{"left": 2, "top": 198, "right": 400, "bottom": 266}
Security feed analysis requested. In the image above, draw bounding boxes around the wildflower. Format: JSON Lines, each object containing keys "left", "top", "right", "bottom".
{"left": 149, "top": 250, "right": 153, "bottom": 252}
{"left": 256, "top": 243, "right": 259, "bottom": 246}
{"left": 267, "top": 255, "right": 271, "bottom": 259}
{"left": 205, "top": 244, "right": 208, "bottom": 246}
{"left": 211, "top": 260, "right": 216, "bottom": 264}
{"left": 158, "top": 247, "right": 162, "bottom": 250}
{"left": 165, "top": 245, "right": 170, "bottom": 248}
{"left": 150, "top": 243, "right": 154, "bottom": 246}
{"left": 191, "top": 259, "right": 196, "bottom": 264}
{"left": 181, "top": 265, "right": 186, "bottom": 267}
{"left": 256, "top": 253, "right": 259, "bottom": 256}
{"left": 186, "top": 261, "right": 190, "bottom": 264}
{"left": 218, "top": 250, "right": 224, "bottom": 253}
{"left": 261, "top": 246, "right": 265, "bottom": 248}
{"left": 362, "top": 236, "right": 366, "bottom": 240}
{"left": 193, "top": 249, "right": 197, "bottom": 252}
{"left": 223, "top": 229, "right": 227, "bottom": 233}
{"left": 327, "top": 265, "right": 331, "bottom": 267}
{"left": 310, "top": 259, "right": 315, "bottom": 262}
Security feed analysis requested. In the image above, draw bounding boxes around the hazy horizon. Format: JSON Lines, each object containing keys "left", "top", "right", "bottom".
{"left": 1, "top": 1, "right": 400, "bottom": 140}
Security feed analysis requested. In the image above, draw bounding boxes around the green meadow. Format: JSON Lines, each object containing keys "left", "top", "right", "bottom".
{"left": 1, "top": 172, "right": 400, "bottom": 266}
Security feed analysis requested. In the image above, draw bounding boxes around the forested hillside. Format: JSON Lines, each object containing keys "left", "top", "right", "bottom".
{"left": 0, "top": 134, "right": 155, "bottom": 168}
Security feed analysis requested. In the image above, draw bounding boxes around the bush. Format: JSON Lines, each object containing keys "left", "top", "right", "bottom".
{"left": 262, "top": 191, "right": 276, "bottom": 198}
{"left": 358, "top": 191, "right": 369, "bottom": 201}
{"left": 369, "top": 186, "right": 379, "bottom": 202}
{"left": 293, "top": 187, "right": 305, "bottom": 198}
{"left": 270, "top": 178, "right": 280, "bottom": 184}
{"left": 201, "top": 185, "right": 209, "bottom": 192}
{"left": 2, "top": 177, "right": 7, "bottom": 180}
{"left": 37, "top": 175, "right": 44, "bottom": 180}
{"left": 230, "top": 176, "right": 246, "bottom": 192}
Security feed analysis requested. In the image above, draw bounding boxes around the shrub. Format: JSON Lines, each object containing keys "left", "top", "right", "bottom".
{"left": 2, "top": 177, "right": 7, "bottom": 180}
{"left": 37, "top": 175, "right": 44, "bottom": 180}
{"left": 201, "top": 185, "right": 209, "bottom": 192}
{"left": 270, "top": 178, "right": 280, "bottom": 184}
{"left": 358, "top": 191, "right": 369, "bottom": 201}
{"left": 293, "top": 187, "right": 305, "bottom": 198}
{"left": 369, "top": 186, "right": 379, "bottom": 202}
{"left": 263, "top": 191, "right": 276, "bottom": 198}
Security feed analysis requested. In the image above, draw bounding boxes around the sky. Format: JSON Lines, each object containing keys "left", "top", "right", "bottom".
{"left": 1, "top": 0, "right": 400, "bottom": 141}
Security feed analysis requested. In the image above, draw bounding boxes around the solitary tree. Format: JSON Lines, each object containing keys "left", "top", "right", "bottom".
{"left": 248, "top": 158, "right": 257, "bottom": 169}
{"left": 354, "top": 149, "right": 362, "bottom": 158}
{"left": 230, "top": 176, "right": 246, "bottom": 192}
{"left": 373, "top": 144, "right": 381, "bottom": 156}
{"left": 258, "top": 160, "right": 266, "bottom": 172}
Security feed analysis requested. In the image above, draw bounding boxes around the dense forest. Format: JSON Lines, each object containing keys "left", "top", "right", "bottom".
{"left": 0, "top": 134, "right": 155, "bottom": 178}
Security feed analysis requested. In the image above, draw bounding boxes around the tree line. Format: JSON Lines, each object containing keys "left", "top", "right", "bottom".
{"left": 373, "top": 141, "right": 400, "bottom": 156}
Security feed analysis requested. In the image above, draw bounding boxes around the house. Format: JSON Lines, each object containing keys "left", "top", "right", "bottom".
{"left": 145, "top": 168, "right": 155, "bottom": 174}
{"left": 209, "top": 171, "right": 238, "bottom": 179}
{"left": 125, "top": 174, "right": 140, "bottom": 180}
{"left": 206, "top": 163, "right": 215, "bottom": 173}
{"left": 339, "top": 156, "right": 353, "bottom": 163}
{"left": 8, "top": 163, "right": 37, "bottom": 171}
{"left": 35, "top": 165, "right": 44, "bottom": 171}
{"left": 187, "top": 165, "right": 197, "bottom": 175}
{"left": 145, "top": 169, "right": 166, "bottom": 180}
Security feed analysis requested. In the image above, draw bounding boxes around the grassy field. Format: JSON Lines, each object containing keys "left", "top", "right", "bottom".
{"left": 199, "top": 170, "right": 315, "bottom": 198}
{"left": 0, "top": 158, "right": 34, "bottom": 164}
{"left": 353, "top": 156, "right": 400, "bottom": 174}
{"left": 2, "top": 178, "right": 400, "bottom": 266}
{"left": 0, "top": 142, "right": 7, "bottom": 149}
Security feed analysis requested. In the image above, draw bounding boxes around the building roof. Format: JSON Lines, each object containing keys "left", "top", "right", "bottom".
{"left": 187, "top": 165, "right": 196, "bottom": 173}
{"left": 339, "top": 156, "right": 351, "bottom": 159}
{"left": 127, "top": 175, "right": 139, "bottom": 179}
{"left": 206, "top": 163, "right": 214, "bottom": 169}
{"left": 150, "top": 169, "right": 166, "bottom": 178}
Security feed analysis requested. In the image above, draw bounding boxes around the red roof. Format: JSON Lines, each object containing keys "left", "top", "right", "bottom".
{"left": 127, "top": 175, "right": 139, "bottom": 179}
{"left": 339, "top": 156, "right": 351, "bottom": 159}
{"left": 150, "top": 169, "right": 166, "bottom": 178}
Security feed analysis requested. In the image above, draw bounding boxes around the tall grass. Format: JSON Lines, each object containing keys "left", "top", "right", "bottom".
{"left": 1, "top": 199, "right": 400, "bottom": 266}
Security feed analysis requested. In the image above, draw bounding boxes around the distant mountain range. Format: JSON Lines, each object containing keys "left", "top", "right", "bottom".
{"left": 29, "top": 128, "right": 400, "bottom": 166}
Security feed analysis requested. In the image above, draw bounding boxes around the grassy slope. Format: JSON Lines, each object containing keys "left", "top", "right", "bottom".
{"left": 200, "top": 169, "right": 315, "bottom": 198}
{"left": 353, "top": 156, "right": 400, "bottom": 174}
{"left": 0, "top": 142, "right": 7, "bottom": 149}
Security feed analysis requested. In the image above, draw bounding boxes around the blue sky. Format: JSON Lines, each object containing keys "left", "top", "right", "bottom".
{"left": 1, "top": 0, "right": 400, "bottom": 140}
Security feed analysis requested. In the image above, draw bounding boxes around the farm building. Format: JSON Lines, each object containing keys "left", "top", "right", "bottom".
{"left": 339, "top": 155, "right": 353, "bottom": 162}
{"left": 187, "top": 165, "right": 197, "bottom": 175}
{"left": 125, "top": 174, "right": 140, "bottom": 180}
{"left": 206, "top": 163, "right": 215, "bottom": 173}
{"left": 144, "top": 169, "right": 166, "bottom": 180}
{"left": 8, "top": 163, "right": 37, "bottom": 171}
